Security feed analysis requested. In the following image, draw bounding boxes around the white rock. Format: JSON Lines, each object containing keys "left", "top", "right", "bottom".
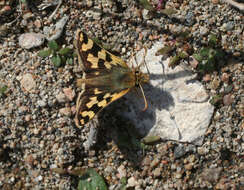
{"left": 44, "top": 16, "right": 69, "bottom": 41}
{"left": 18, "top": 33, "right": 45, "bottom": 49}
{"left": 119, "top": 41, "right": 214, "bottom": 145}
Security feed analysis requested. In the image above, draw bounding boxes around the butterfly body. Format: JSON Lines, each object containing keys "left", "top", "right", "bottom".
{"left": 74, "top": 30, "right": 149, "bottom": 127}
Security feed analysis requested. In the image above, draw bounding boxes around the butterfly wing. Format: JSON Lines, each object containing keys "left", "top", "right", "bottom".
{"left": 75, "top": 87, "right": 130, "bottom": 126}
{"left": 74, "top": 30, "right": 129, "bottom": 75}
{"left": 74, "top": 30, "right": 133, "bottom": 127}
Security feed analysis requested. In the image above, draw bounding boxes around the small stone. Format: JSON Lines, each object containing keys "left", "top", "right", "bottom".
{"left": 175, "top": 172, "right": 182, "bottom": 179}
{"left": 212, "top": 0, "right": 219, "bottom": 4}
{"left": 59, "top": 107, "right": 71, "bottom": 116}
{"left": 22, "top": 12, "right": 33, "bottom": 20}
{"left": 189, "top": 56, "right": 199, "bottom": 69}
{"left": 211, "top": 77, "right": 220, "bottom": 90}
{"left": 152, "top": 167, "right": 161, "bottom": 177}
{"left": 197, "top": 147, "right": 209, "bottom": 155}
{"left": 223, "top": 94, "right": 234, "bottom": 106}
{"left": 150, "top": 158, "right": 160, "bottom": 168}
{"left": 63, "top": 88, "right": 75, "bottom": 101}
{"left": 34, "top": 19, "right": 42, "bottom": 28}
{"left": 142, "top": 9, "right": 151, "bottom": 20}
{"left": 142, "top": 157, "right": 151, "bottom": 166}
{"left": 71, "top": 106, "right": 76, "bottom": 115}
{"left": 25, "top": 114, "right": 31, "bottom": 122}
{"left": 45, "top": 16, "right": 69, "bottom": 41}
{"left": 35, "top": 175, "right": 43, "bottom": 182}
{"left": 25, "top": 154, "right": 34, "bottom": 166}
{"left": 203, "top": 74, "right": 211, "bottom": 82}
{"left": 185, "top": 163, "right": 193, "bottom": 170}
{"left": 199, "top": 26, "right": 208, "bottom": 35}
{"left": 127, "top": 176, "right": 138, "bottom": 187}
{"left": 174, "top": 144, "right": 186, "bottom": 159}
{"left": 19, "top": 106, "right": 28, "bottom": 114}
{"left": 37, "top": 100, "right": 47, "bottom": 107}
{"left": 117, "top": 165, "right": 127, "bottom": 179}
{"left": 221, "top": 73, "right": 229, "bottom": 83}
{"left": 19, "top": 33, "right": 45, "bottom": 49}
{"left": 22, "top": 135, "right": 28, "bottom": 141}
{"left": 56, "top": 92, "right": 67, "bottom": 103}
{"left": 20, "top": 73, "right": 36, "bottom": 92}
{"left": 33, "top": 128, "right": 39, "bottom": 135}
{"left": 201, "top": 168, "right": 222, "bottom": 183}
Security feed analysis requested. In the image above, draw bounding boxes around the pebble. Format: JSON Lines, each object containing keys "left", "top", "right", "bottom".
{"left": 56, "top": 92, "right": 67, "bottom": 103}
{"left": 174, "top": 144, "right": 186, "bottom": 159}
{"left": 18, "top": 33, "right": 45, "bottom": 49}
{"left": 223, "top": 94, "right": 234, "bottom": 106}
{"left": 59, "top": 107, "right": 71, "bottom": 116}
{"left": 20, "top": 73, "right": 36, "bottom": 92}
{"left": 63, "top": 88, "right": 75, "bottom": 101}
{"left": 37, "top": 100, "right": 47, "bottom": 107}
{"left": 117, "top": 165, "right": 127, "bottom": 179}
{"left": 152, "top": 168, "right": 161, "bottom": 177}
{"left": 44, "top": 16, "right": 69, "bottom": 41}
{"left": 127, "top": 177, "right": 138, "bottom": 187}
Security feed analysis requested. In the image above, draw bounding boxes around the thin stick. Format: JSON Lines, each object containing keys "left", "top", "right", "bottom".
{"left": 49, "top": 0, "right": 63, "bottom": 21}
{"left": 142, "top": 47, "right": 150, "bottom": 75}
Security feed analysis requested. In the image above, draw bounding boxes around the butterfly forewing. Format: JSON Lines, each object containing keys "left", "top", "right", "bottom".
{"left": 75, "top": 30, "right": 129, "bottom": 75}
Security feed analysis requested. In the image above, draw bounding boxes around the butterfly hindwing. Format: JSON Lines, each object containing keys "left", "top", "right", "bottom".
{"left": 76, "top": 87, "right": 130, "bottom": 126}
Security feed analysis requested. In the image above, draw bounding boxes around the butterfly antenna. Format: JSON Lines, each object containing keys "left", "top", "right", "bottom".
{"left": 143, "top": 47, "right": 150, "bottom": 75}
{"left": 139, "top": 83, "right": 148, "bottom": 111}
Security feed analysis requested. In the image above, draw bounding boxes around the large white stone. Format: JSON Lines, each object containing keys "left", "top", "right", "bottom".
{"left": 120, "top": 41, "right": 214, "bottom": 145}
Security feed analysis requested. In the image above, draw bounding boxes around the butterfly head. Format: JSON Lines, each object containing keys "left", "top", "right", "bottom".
{"left": 135, "top": 70, "right": 149, "bottom": 86}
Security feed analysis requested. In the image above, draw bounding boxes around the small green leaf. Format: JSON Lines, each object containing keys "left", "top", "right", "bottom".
{"left": 38, "top": 49, "right": 52, "bottom": 57}
{"left": 66, "top": 58, "right": 73, "bottom": 65}
{"left": 119, "top": 177, "right": 127, "bottom": 190}
{"left": 210, "top": 94, "right": 223, "bottom": 106}
{"left": 58, "top": 47, "right": 72, "bottom": 55}
{"left": 60, "top": 55, "right": 67, "bottom": 64}
{"left": 208, "top": 34, "right": 219, "bottom": 47}
{"left": 48, "top": 40, "right": 59, "bottom": 52}
{"left": 51, "top": 55, "right": 62, "bottom": 67}
{"left": 193, "top": 53, "right": 203, "bottom": 62}
{"left": 199, "top": 48, "right": 210, "bottom": 58}
{"left": 156, "top": 46, "right": 174, "bottom": 56}
{"left": 178, "top": 51, "right": 188, "bottom": 59}
{"left": 169, "top": 54, "right": 181, "bottom": 68}
{"left": 142, "top": 135, "right": 161, "bottom": 145}
{"left": 92, "top": 37, "right": 102, "bottom": 46}
{"left": 0, "top": 85, "right": 8, "bottom": 97}
{"left": 139, "top": 0, "right": 154, "bottom": 11}
{"left": 78, "top": 168, "right": 108, "bottom": 190}
{"left": 160, "top": 8, "right": 177, "bottom": 16}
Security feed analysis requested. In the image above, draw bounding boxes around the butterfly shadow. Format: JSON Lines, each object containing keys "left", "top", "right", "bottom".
{"left": 92, "top": 71, "right": 178, "bottom": 166}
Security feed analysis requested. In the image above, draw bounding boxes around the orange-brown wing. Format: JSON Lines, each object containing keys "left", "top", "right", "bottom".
{"left": 74, "top": 30, "right": 129, "bottom": 77}
{"left": 75, "top": 87, "right": 130, "bottom": 126}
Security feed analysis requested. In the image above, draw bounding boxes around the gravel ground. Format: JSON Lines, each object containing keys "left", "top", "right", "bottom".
{"left": 0, "top": 0, "right": 243, "bottom": 189}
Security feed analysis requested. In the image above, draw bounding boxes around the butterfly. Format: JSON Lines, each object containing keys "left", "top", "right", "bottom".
{"left": 74, "top": 29, "right": 149, "bottom": 127}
